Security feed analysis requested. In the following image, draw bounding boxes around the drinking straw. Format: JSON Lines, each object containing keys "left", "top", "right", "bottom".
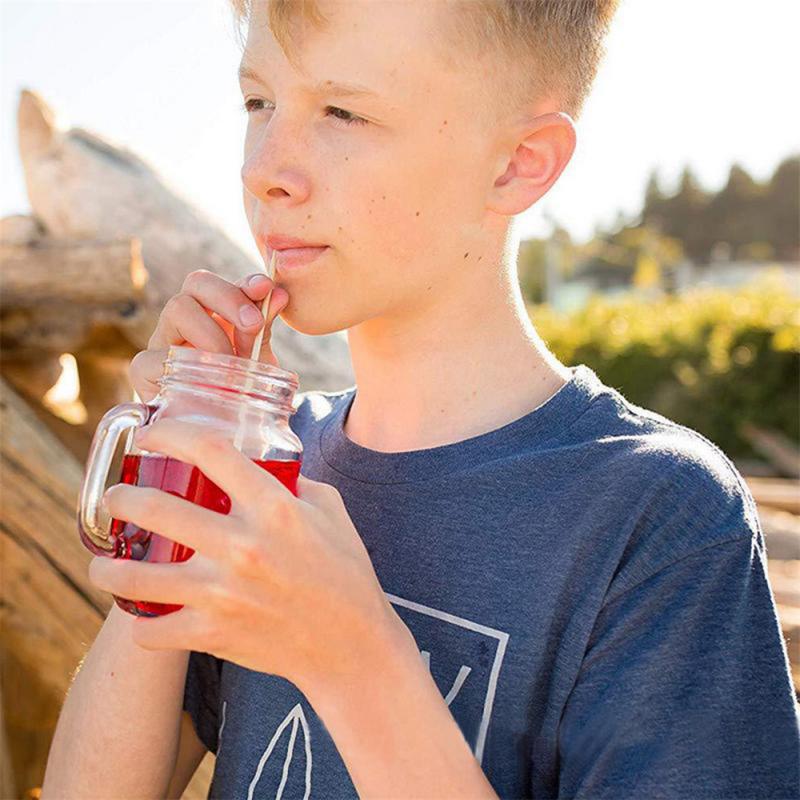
{"left": 233, "top": 249, "right": 278, "bottom": 451}
{"left": 247, "top": 249, "right": 278, "bottom": 363}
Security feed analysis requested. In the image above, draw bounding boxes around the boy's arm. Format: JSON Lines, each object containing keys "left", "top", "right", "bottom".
{"left": 165, "top": 711, "right": 208, "bottom": 799}
{"left": 555, "top": 533, "right": 800, "bottom": 798}
{"left": 304, "top": 615, "right": 500, "bottom": 799}
{"left": 41, "top": 602, "right": 190, "bottom": 799}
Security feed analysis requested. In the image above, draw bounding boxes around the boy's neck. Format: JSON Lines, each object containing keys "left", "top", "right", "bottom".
{"left": 343, "top": 254, "right": 571, "bottom": 454}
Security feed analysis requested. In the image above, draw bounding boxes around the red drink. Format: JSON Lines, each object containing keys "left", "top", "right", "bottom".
{"left": 109, "top": 452, "right": 301, "bottom": 617}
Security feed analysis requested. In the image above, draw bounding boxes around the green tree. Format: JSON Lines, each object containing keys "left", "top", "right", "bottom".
{"left": 766, "top": 155, "right": 800, "bottom": 260}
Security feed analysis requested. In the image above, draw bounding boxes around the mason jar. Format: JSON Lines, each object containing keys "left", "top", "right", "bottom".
{"left": 77, "top": 345, "right": 303, "bottom": 617}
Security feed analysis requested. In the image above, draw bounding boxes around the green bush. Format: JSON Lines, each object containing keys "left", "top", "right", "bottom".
{"left": 530, "top": 271, "right": 800, "bottom": 461}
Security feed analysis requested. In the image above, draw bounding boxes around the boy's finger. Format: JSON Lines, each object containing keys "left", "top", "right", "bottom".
{"left": 237, "top": 273, "right": 290, "bottom": 313}
{"left": 233, "top": 288, "right": 289, "bottom": 361}
{"left": 174, "top": 270, "right": 272, "bottom": 338}
{"left": 148, "top": 294, "right": 235, "bottom": 354}
{"left": 237, "top": 273, "right": 274, "bottom": 299}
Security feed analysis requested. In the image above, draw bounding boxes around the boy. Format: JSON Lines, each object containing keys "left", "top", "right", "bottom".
{"left": 43, "top": 1, "right": 800, "bottom": 798}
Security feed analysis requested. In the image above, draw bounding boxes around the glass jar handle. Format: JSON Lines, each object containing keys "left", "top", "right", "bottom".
{"left": 77, "top": 401, "right": 152, "bottom": 557}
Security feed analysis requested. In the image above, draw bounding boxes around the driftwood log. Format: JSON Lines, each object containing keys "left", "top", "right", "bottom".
{"left": 0, "top": 222, "right": 149, "bottom": 457}
{"left": 0, "top": 235, "right": 146, "bottom": 358}
{"left": 0, "top": 214, "right": 148, "bottom": 361}
{"left": 0, "top": 237, "right": 146, "bottom": 311}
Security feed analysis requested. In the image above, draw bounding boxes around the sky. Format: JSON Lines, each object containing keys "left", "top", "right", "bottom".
{"left": 1, "top": 0, "right": 798, "bottom": 267}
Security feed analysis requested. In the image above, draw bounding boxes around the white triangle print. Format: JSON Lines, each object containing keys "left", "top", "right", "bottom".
{"left": 247, "top": 702, "right": 313, "bottom": 800}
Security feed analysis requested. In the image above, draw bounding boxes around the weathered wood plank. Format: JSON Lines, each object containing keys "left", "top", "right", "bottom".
{"left": 741, "top": 422, "right": 800, "bottom": 479}
{"left": 746, "top": 476, "right": 800, "bottom": 515}
{"left": 0, "top": 238, "right": 146, "bottom": 308}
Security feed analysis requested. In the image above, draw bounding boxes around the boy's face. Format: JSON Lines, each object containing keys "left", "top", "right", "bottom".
{"left": 240, "top": 0, "right": 509, "bottom": 336}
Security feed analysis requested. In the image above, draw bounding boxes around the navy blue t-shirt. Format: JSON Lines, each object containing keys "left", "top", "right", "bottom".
{"left": 184, "top": 363, "right": 800, "bottom": 798}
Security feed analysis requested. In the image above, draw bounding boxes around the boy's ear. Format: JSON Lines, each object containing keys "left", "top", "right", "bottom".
{"left": 487, "top": 111, "right": 576, "bottom": 217}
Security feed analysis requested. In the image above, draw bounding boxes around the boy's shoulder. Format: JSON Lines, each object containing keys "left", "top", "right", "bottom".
{"left": 573, "top": 382, "right": 763, "bottom": 602}
{"left": 583, "top": 377, "right": 755, "bottom": 502}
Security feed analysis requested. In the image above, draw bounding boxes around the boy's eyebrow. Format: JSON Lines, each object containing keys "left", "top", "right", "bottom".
{"left": 237, "top": 63, "right": 380, "bottom": 99}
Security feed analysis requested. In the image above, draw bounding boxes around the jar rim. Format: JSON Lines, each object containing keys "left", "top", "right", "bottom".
{"left": 164, "top": 345, "right": 299, "bottom": 391}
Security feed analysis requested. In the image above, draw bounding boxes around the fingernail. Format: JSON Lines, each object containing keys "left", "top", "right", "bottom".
{"left": 239, "top": 304, "right": 263, "bottom": 326}
{"left": 248, "top": 273, "right": 269, "bottom": 286}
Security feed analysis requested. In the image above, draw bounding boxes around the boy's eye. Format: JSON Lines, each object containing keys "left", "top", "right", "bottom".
{"left": 241, "top": 98, "right": 367, "bottom": 127}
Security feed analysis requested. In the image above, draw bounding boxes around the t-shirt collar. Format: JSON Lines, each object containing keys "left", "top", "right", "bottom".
{"left": 318, "top": 363, "right": 604, "bottom": 485}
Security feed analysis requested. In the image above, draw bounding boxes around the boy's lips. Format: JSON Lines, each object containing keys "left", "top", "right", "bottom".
{"left": 272, "top": 245, "right": 329, "bottom": 271}
{"left": 257, "top": 233, "right": 329, "bottom": 272}
{"left": 259, "top": 234, "right": 329, "bottom": 272}
{"left": 263, "top": 233, "right": 328, "bottom": 250}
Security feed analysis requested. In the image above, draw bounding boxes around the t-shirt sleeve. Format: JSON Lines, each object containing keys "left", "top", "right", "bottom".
{"left": 182, "top": 650, "right": 224, "bottom": 754}
{"left": 556, "top": 533, "right": 800, "bottom": 799}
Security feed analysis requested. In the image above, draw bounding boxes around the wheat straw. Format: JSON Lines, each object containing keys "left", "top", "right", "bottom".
{"left": 233, "top": 249, "right": 277, "bottom": 451}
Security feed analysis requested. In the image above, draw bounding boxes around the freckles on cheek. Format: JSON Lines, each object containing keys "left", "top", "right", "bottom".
{"left": 368, "top": 195, "right": 405, "bottom": 230}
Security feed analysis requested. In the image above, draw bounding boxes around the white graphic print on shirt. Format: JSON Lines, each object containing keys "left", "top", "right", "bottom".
{"left": 220, "top": 592, "right": 510, "bottom": 799}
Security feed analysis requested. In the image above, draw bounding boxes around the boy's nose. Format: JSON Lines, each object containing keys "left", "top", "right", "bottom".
{"left": 241, "top": 156, "right": 312, "bottom": 205}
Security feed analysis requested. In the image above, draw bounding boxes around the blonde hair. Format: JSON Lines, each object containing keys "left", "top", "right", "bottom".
{"left": 228, "top": 0, "right": 619, "bottom": 122}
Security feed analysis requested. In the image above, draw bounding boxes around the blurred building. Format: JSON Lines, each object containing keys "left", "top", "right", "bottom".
{"left": 549, "top": 255, "right": 799, "bottom": 313}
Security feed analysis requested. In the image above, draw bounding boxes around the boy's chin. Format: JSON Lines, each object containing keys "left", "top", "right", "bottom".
{"left": 276, "top": 304, "right": 350, "bottom": 337}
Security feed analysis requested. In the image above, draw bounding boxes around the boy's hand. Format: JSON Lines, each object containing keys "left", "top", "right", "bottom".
{"left": 129, "top": 269, "right": 289, "bottom": 403}
{"left": 87, "top": 418, "right": 405, "bottom": 698}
